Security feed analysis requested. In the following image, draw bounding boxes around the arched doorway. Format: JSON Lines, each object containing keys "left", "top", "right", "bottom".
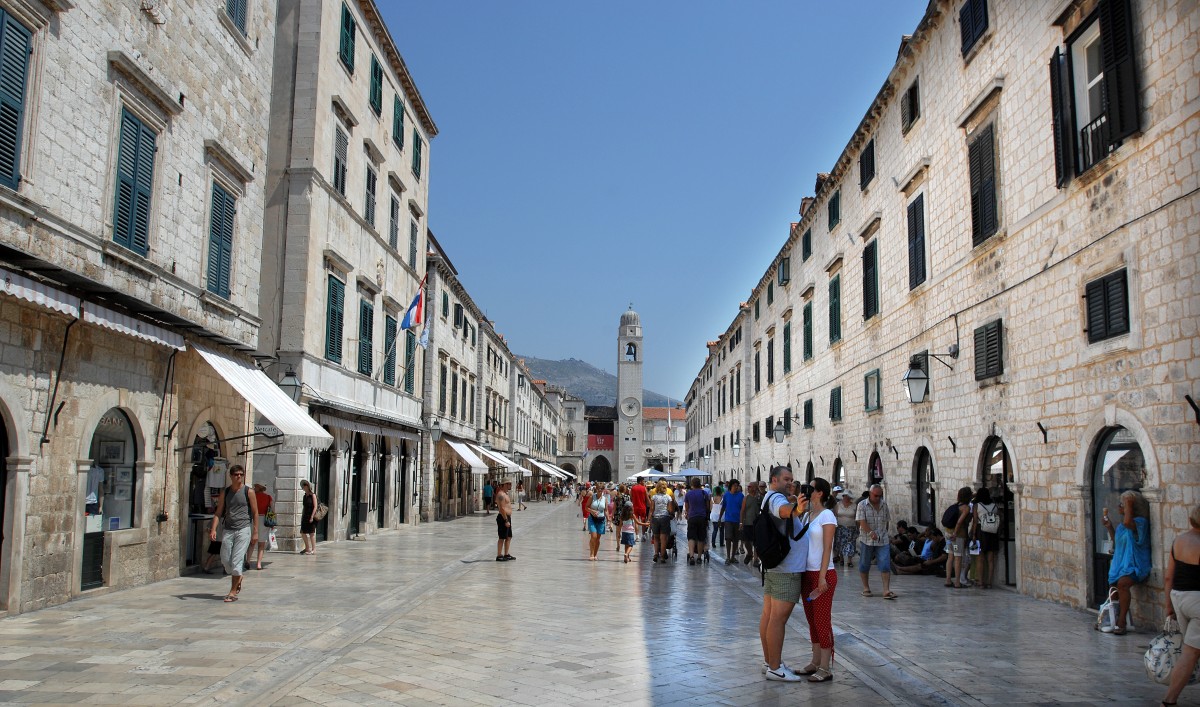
{"left": 0, "top": 417, "right": 7, "bottom": 589}
{"left": 186, "top": 421, "right": 222, "bottom": 567}
{"left": 83, "top": 408, "right": 137, "bottom": 591}
{"left": 832, "top": 458, "right": 844, "bottom": 490}
{"left": 1089, "top": 426, "right": 1147, "bottom": 607}
{"left": 394, "top": 439, "right": 407, "bottom": 525}
{"left": 913, "top": 447, "right": 936, "bottom": 527}
{"left": 805, "top": 461, "right": 815, "bottom": 483}
{"left": 374, "top": 437, "right": 386, "bottom": 529}
{"left": 867, "top": 451, "right": 884, "bottom": 485}
{"left": 312, "top": 445, "right": 331, "bottom": 542}
{"left": 980, "top": 436, "right": 1016, "bottom": 587}
{"left": 348, "top": 434, "right": 365, "bottom": 538}
{"left": 589, "top": 456, "right": 611, "bottom": 483}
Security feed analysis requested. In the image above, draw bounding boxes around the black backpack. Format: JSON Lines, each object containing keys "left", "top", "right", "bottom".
{"left": 941, "top": 503, "right": 961, "bottom": 530}
{"left": 753, "top": 492, "right": 808, "bottom": 580}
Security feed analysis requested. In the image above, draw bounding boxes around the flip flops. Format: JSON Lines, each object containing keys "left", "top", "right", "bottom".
{"left": 883, "top": 592, "right": 898, "bottom": 600}
{"left": 223, "top": 594, "right": 238, "bottom": 603}
{"left": 861, "top": 590, "right": 873, "bottom": 597}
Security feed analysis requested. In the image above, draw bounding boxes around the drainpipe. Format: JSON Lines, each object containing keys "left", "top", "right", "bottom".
{"left": 40, "top": 314, "right": 79, "bottom": 449}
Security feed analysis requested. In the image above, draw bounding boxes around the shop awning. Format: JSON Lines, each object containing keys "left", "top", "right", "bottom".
{"left": 191, "top": 343, "right": 334, "bottom": 450}
{"left": 0, "top": 265, "right": 79, "bottom": 316}
{"left": 549, "top": 463, "right": 577, "bottom": 479}
{"left": 85, "top": 302, "right": 184, "bottom": 350}
{"left": 470, "top": 445, "right": 530, "bottom": 477}
{"left": 445, "top": 440, "right": 488, "bottom": 476}
{"left": 528, "top": 459, "right": 567, "bottom": 480}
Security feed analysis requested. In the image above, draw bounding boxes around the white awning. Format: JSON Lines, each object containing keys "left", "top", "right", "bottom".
{"left": 0, "top": 266, "right": 79, "bottom": 316}
{"left": 445, "top": 440, "right": 488, "bottom": 476}
{"left": 549, "top": 463, "right": 577, "bottom": 479}
{"left": 191, "top": 343, "right": 333, "bottom": 450}
{"left": 84, "top": 302, "right": 185, "bottom": 350}
{"left": 529, "top": 459, "right": 566, "bottom": 480}
{"left": 470, "top": 445, "right": 529, "bottom": 476}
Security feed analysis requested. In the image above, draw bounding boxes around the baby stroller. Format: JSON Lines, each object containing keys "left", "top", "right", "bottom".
{"left": 665, "top": 524, "right": 679, "bottom": 559}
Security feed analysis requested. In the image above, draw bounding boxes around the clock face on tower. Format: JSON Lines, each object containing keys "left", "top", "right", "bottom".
{"left": 620, "top": 397, "right": 641, "bottom": 418}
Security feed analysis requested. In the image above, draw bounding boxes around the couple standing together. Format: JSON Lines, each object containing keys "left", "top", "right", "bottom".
{"left": 759, "top": 466, "right": 838, "bottom": 684}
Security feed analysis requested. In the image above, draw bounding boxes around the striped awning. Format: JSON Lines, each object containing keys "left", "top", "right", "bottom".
{"left": 445, "top": 440, "right": 488, "bottom": 476}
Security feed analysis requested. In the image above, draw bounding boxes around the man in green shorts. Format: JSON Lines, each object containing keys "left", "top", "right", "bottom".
{"left": 759, "top": 466, "right": 810, "bottom": 681}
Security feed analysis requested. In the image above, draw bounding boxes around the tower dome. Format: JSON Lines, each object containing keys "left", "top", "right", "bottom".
{"left": 620, "top": 306, "right": 640, "bottom": 327}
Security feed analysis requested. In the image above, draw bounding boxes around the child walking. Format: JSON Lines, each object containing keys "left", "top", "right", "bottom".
{"left": 620, "top": 504, "right": 644, "bottom": 564}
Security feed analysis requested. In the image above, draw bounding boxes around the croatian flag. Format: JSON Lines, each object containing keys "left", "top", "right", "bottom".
{"left": 401, "top": 278, "right": 425, "bottom": 330}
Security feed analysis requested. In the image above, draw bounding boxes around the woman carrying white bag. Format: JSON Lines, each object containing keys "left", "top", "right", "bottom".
{"left": 1159, "top": 504, "right": 1200, "bottom": 706}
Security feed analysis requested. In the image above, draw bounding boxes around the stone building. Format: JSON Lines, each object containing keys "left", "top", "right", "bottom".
{"left": 686, "top": 0, "right": 1198, "bottom": 621}
{"left": 0, "top": 0, "right": 336, "bottom": 612}
{"left": 615, "top": 307, "right": 645, "bottom": 479}
{"left": 255, "top": 0, "right": 435, "bottom": 547}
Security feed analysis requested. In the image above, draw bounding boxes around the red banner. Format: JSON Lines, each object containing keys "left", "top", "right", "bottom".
{"left": 588, "top": 434, "right": 614, "bottom": 450}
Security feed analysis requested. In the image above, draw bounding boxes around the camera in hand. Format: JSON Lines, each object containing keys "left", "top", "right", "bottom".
{"left": 799, "top": 484, "right": 814, "bottom": 501}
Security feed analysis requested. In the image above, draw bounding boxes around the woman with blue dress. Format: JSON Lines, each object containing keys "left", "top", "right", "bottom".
{"left": 1102, "top": 489, "right": 1152, "bottom": 635}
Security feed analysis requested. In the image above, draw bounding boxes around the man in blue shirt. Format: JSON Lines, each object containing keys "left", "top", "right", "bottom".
{"left": 723, "top": 479, "right": 745, "bottom": 565}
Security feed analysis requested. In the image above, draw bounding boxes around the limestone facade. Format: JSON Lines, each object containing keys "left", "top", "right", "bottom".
{"left": 686, "top": 0, "right": 1199, "bottom": 621}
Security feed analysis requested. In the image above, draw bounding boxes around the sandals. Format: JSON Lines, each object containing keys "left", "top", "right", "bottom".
{"left": 807, "top": 667, "right": 833, "bottom": 683}
{"left": 223, "top": 594, "right": 238, "bottom": 603}
{"left": 1111, "top": 626, "right": 1127, "bottom": 635}
{"left": 797, "top": 663, "right": 818, "bottom": 676}
{"left": 861, "top": 590, "right": 873, "bottom": 597}
{"left": 883, "top": 592, "right": 898, "bottom": 600}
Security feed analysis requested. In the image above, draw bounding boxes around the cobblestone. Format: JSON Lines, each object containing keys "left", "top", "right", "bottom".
{"left": 0, "top": 501, "right": 1169, "bottom": 705}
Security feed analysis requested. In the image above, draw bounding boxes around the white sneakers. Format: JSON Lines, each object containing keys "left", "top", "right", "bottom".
{"left": 765, "top": 664, "right": 803, "bottom": 682}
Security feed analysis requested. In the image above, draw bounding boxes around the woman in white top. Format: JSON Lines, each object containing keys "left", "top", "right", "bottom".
{"left": 799, "top": 477, "right": 838, "bottom": 683}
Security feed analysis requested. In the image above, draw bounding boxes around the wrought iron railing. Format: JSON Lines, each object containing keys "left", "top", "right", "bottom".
{"left": 1077, "top": 113, "right": 1110, "bottom": 174}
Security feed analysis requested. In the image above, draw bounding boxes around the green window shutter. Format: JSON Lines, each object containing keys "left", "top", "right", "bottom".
{"left": 782, "top": 322, "right": 791, "bottom": 373}
{"left": 863, "top": 240, "right": 878, "bottom": 319}
{"left": 1098, "top": 0, "right": 1140, "bottom": 143}
{"left": 206, "top": 182, "right": 235, "bottom": 299}
{"left": 113, "top": 109, "right": 155, "bottom": 256}
{"left": 801, "top": 229, "right": 811, "bottom": 261}
{"left": 441, "top": 291, "right": 448, "bottom": 318}
{"left": 224, "top": 0, "right": 248, "bottom": 35}
{"left": 388, "top": 195, "right": 399, "bottom": 249}
{"left": 1086, "top": 269, "right": 1130, "bottom": 343}
{"left": 369, "top": 55, "right": 383, "bottom": 115}
{"left": 754, "top": 299, "right": 760, "bottom": 320}
{"left": 333, "top": 127, "right": 348, "bottom": 195}
{"left": 383, "top": 315, "right": 398, "bottom": 385}
{"left": 973, "top": 319, "right": 1004, "bottom": 380}
{"left": 828, "top": 190, "right": 840, "bottom": 229}
{"left": 0, "top": 13, "right": 31, "bottom": 191}
{"left": 364, "top": 166, "right": 377, "bottom": 226}
{"left": 392, "top": 95, "right": 404, "bottom": 149}
{"left": 829, "top": 275, "right": 841, "bottom": 343}
{"left": 830, "top": 386, "right": 842, "bottom": 421}
{"left": 338, "top": 3, "right": 356, "bottom": 72}
{"left": 908, "top": 194, "right": 927, "bottom": 289}
{"left": 969, "top": 123, "right": 997, "bottom": 245}
{"left": 803, "top": 302, "right": 813, "bottom": 360}
{"left": 326, "top": 276, "right": 344, "bottom": 363}
{"left": 403, "top": 330, "right": 417, "bottom": 393}
{"left": 358, "top": 300, "right": 374, "bottom": 375}
{"left": 767, "top": 282, "right": 774, "bottom": 305}
{"left": 409, "top": 220, "right": 418, "bottom": 267}
{"left": 803, "top": 399, "right": 813, "bottom": 428}
{"left": 859, "top": 139, "right": 875, "bottom": 190}
{"left": 411, "top": 130, "right": 422, "bottom": 178}
{"left": 783, "top": 407, "right": 792, "bottom": 434}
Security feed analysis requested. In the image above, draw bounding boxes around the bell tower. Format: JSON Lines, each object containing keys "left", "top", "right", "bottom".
{"left": 616, "top": 305, "right": 644, "bottom": 476}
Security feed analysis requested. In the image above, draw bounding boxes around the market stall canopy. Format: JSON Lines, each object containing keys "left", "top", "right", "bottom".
{"left": 676, "top": 468, "right": 712, "bottom": 477}
{"left": 191, "top": 343, "right": 332, "bottom": 450}
{"left": 445, "top": 440, "right": 489, "bottom": 476}
{"left": 470, "top": 444, "right": 530, "bottom": 477}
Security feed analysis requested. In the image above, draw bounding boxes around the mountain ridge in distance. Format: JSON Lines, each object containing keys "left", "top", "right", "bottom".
{"left": 517, "top": 355, "right": 677, "bottom": 408}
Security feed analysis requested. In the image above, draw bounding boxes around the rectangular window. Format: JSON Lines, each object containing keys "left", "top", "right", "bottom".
{"left": 453, "top": 302, "right": 463, "bottom": 328}
{"left": 754, "top": 350, "right": 761, "bottom": 393}
{"left": 907, "top": 194, "right": 927, "bottom": 289}
{"left": 392, "top": 95, "right": 405, "bottom": 149}
{"left": 388, "top": 195, "right": 400, "bottom": 249}
{"left": 801, "top": 229, "right": 812, "bottom": 261}
{"left": 803, "top": 399, "right": 814, "bottom": 429}
{"left": 411, "top": 129, "right": 422, "bottom": 178}
{"left": 441, "top": 291, "right": 449, "bottom": 319}
{"left": 0, "top": 11, "right": 30, "bottom": 191}
{"left": 864, "top": 369, "right": 881, "bottom": 411}
{"left": 766, "top": 338, "right": 774, "bottom": 385}
{"left": 765, "top": 416, "right": 774, "bottom": 439}
{"left": 863, "top": 240, "right": 879, "bottom": 320}
{"left": 338, "top": 3, "right": 356, "bottom": 72}
{"left": 960, "top": 0, "right": 989, "bottom": 57}
{"left": 752, "top": 421, "right": 760, "bottom": 442}
{"left": 783, "top": 407, "right": 793, "bottom": 435}
{"left": 802, "top": 302, "right": 813, "bottom": 360}
{"left": 829, "top": 275, "right": 841, "bottom": 343}
{"left": 409, "top": 220, "right": 418, "bottom": 267}
{"left": 778, "top": 257, "right": 790, "bottom": 286}
{"left": 358, "top": 299, "right": 374, "bottom": 376}
{"left": 754, "top": 299, "right": 760, "bottom": 320}
{"left": 767, "top": 282, "right": 774, "bottom": 306}
{"left": 113, "top": 109, "right": 156, "bottom": 256}
{"left": 325, "top": 275, "right": 345, "bottom": 364}
{"left": 1085, "top": 269, "right": 1129, "bottom": 343}
{"left": 224, "top": 0, "right": 248, "bottom": 35}
{"left": 782, "top": 322, "right": 791, "bottom": 374}
{"left": 364, "top": 165, "right": 377, "bottom": 227}
{"left": 383, "top": 315, "right": 398, "bottom": 386}
{"left": 974, "top": 319, "right": 1004, "bottom": 379}
{"left": 735, "top": 368, "right": 741, "bottom": 405}
{"left": 968, "top": 123, "right": 998, "bottom": 246}
{"left": 450, "top": 371, "right": 458, "bottom": 417}
{"left": 439, "top": 363, "right": 447, "bottom": 413}
{"left": 900, "top": 78, "right": 920, "bottom": 134}
{"left": 829, "top": 386, "right": 842, "bottom": 421}
{"left": 828, "top": 190, "right": 840, "bottom": 230}
{"left": 333, "top": 126, "right": 348, "bottom": 196}
{"left": 403, "top": 330, "right": 416, "bottom": 393}
{"left": 859, "top": 139, "right": 875, "bottom": 190}
{"left": 206, "top": 182, "right": 236, "bottom": 299}
{"left": 368, "top": 54, "right": 383, "bottom": 116}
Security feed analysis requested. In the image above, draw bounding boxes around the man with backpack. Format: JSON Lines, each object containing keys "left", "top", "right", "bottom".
{"left": 757, "top": 466, "right": 811, "bottom": 682}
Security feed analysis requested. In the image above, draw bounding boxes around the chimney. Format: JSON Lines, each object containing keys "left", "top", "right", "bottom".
{"left": 799, "top": 197, "right": 815, "bottom": 217}
{"left": 814, "top": 173, "right": 830, "bottom": 193}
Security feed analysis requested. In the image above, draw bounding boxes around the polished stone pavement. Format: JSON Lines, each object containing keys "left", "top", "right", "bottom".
{"left": 0, "top": 500, "right": 1174, "bottom": 706}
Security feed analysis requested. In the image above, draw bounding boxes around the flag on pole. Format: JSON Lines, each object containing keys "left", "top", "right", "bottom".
{"left": 401, "top": 276, "right": 426, "bottom": 330}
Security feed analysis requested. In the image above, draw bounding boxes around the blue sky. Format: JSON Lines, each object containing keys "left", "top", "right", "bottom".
{"left": 384, "top": 2, "right": 929, "bottom": 401}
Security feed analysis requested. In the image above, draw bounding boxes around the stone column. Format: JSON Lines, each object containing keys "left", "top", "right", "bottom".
{"left": 1, "top": 456, "right": 32, "bottom": 613}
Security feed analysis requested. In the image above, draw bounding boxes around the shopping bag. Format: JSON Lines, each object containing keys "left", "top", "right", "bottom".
{"left": 1145, "top": 616, "right": 1200, "bottom": 685}
{"left": 1095, "top": 587, "right": 1118, "bottom": 632}
{"left": 267, "top": 529, "right": 278, "bottom": 551}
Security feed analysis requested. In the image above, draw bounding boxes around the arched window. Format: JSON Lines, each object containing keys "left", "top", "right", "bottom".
{"left": 832, "top": 458, "right": 844, "bottom": 488}
{"left": 566, "top": 430, "right": 575, "bottom": 452}
{"left": 914, "top": 447, "right": 935, "bottom": 527}
{"left": 625, "top": 342, "right": 637, "bottom": 362}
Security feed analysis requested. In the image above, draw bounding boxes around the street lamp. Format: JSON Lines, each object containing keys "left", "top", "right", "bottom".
{"left": 903, "top": 350, "right": 957, "bottom": 404}
{"left": 773, "top": 413, "right": 801, "bottom": 443}
{"left": 429, "top": 418, "right": 443, "bottom": 443}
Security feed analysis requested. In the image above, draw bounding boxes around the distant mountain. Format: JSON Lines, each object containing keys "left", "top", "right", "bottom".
{"left": 517, "top": 355, "right": 676, "bottom": 407}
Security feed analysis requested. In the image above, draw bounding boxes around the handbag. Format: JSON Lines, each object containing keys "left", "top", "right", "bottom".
{"left": 968, "top": 539, "right": 982, "bottom": 556}
{"left": 313, "top": 501, "right": 329, "bottom": 521}
{"left": 1094, "top": 587, "right": 1118, "bottom": 632}
{"left": 1145, "top": 616, "right": 1200, "bottom": 685}
{"left": 264, "top": 506, "right": 277, "bottom": 528}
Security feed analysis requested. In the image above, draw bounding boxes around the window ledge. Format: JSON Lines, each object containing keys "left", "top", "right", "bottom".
{"left": 962, "top": 27, "right": 995, "bottom": 67}
{"left": 956, "top": 75, "right": 1004, "bottom": 129}
{"left": 108, "top": 51, "right": 183, "bottom": 117}
{"left": 101, "top": 240, "right": 158, "bottom": 279}
{"left": 204, "top": 139, "right": 254, "bottom": 184}
{"left": 971, "top": 228, "right": 1008, "bottom": 256}
{"left": 218, "top": 11, "right": 253, "bottom": 57}
{"left": 200, "top": 290, "right": 238, "bottom": 315}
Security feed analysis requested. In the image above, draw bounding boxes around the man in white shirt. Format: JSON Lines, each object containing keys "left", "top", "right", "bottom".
{"left": 759, "top": 466, "right": 811, "bottom": 682}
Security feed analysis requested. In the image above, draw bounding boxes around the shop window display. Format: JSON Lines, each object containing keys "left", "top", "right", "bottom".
{"left": 87, "top": 408, "right": 137, "bottom": 532}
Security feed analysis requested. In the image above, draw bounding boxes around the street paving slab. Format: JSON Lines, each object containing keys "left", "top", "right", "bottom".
{"left": 0, "top": 500, "right": 1173, "bottom": 705}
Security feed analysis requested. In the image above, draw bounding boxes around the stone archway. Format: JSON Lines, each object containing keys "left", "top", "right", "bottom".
{"left": 589, "top": 456, "right": 612, "bottom": 483}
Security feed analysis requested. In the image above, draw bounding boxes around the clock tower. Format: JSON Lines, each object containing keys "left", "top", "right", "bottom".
{"left": 617, "top": 306, "right": 644, "bottom": 476}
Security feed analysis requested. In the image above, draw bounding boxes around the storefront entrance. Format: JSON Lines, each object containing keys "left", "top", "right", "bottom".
{"left": 0, "top": 421, "right": 7, "bottom": 593}
{"left": 374, "top": 437, "right": 386, "bottom": 529}
{"left": 185, "top": 422, "right": 222, "bottom": 567}
{"left": 1089, "top": 426, "right": 1146, "bottom": 607}
{"left": 980, "top": 436, "right": 1017, "bottom": 587}
{"left": 315, "top": 448, "right": 331, "bottom": 542}
{"left": 349, "top": 434, "right": 364, "bottom": 538}
{"left": 83, "top": 408, "right": 136, "bottom": 591}
{"left": 913, "top": 447, "right": 935, "bottom": 527}
{"left": 394, "top": 440, "right": 407, "bottom": 525}
{"left": 868, "top": 451, "right": 883, "bottom": 485}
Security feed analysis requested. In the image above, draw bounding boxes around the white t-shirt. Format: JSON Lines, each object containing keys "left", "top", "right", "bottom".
{"left": 805, "top": 508, "right": 838, "bottom": 571}
{"left": 767, "top": 492, "right": 809, "bottom": 574}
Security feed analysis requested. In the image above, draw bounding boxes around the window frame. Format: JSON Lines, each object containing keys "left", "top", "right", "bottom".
{"left": 900, "top": 77, "right": 920, "bottom": 134}
{"left": 368, "top": 54, "right": 383, "bottom": 116}
{"left": 358, "top": 298, "right": 374, "bottom": 376}
{"left": 828, "top": 274, "right": 842, "bottom": 344}
{"left": 1084, "top": 269, "right": 1129, "bottom": 343}
{"left": 973, "top": 319, "right": 1005, "bottom": 380}
{"left": 338, "top": 3, "right": 356, "bottom": 73}
{"left": 828, "top": 189, "right": 841, "bottom": 230}
{"left": 205, "top": 181, "right": 237, "bottom": 300}
{"left": 325, "top": 274, "right": 345, "bottom": 364}
{"left": 863, "top": 240, "right": 879, "bottom": 320}
{"left": 829, "top": 386, "right": 842, "bottom": 422}
{"left": 864, "top": 369, "right": 881, "bottom": 412}
{"left": 907, "top": 193, "right": 927, "bottom": 289}
{"left": 113, "top": 108, "right": 158, "bottom": 257}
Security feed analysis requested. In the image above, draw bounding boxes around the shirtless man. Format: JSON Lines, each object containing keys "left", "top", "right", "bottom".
{"left": 495, "top": 481, "right": 515, "bottom": 562}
